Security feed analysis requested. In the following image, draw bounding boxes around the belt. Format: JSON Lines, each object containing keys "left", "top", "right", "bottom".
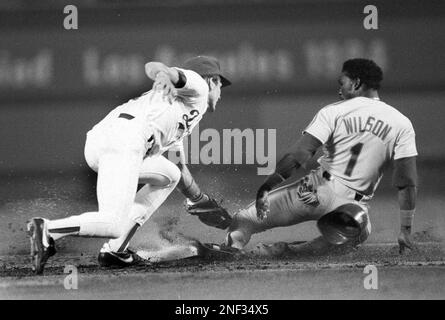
{"left": 118, "top": 113, "right": 134, "bottom": 120}
{"left": 322, "top": 171, "right": 364, "bottom": 202}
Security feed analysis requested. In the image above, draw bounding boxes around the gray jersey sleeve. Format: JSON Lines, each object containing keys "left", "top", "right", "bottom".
{"left": 303, "top": 106, "right": 335, "bottom": 144}
{"left": 393, "top": 120, "right": 418, "bottom": 160}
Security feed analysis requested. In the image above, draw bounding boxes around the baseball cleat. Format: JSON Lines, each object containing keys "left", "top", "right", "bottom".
{"left": 98, "top": 243, "right": 142, "bottom": 268}
{"left": 134, "top": 241, "right": 242, "bottom": 263}
{"left": 192, "top": 241, "right": 243, "bottom": 259}
{"left": 27, "top": 217, "right": 56, "bottom": 275}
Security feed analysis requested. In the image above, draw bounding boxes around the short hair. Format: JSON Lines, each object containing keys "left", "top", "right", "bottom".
{"left": 342, "top": 58, "right": 383, "bottom": 90}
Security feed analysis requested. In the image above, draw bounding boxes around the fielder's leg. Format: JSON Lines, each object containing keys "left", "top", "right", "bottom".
{"left": 46, "top": 153, "right": 141, "bottom": 239}
{"left": 102, "top": 156, "right": 181, "bottom": 255}
{"left": 27, "top": 152, "right": 142, "bottom": 273}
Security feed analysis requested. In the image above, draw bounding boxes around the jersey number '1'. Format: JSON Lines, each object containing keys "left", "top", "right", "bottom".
{"left": 344, "top": 143, "right": 364, "bottom": 176}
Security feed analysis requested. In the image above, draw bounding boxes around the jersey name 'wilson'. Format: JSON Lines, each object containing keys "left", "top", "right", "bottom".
{"left": 343, "top": 116, "right": 392, "bottom": 141}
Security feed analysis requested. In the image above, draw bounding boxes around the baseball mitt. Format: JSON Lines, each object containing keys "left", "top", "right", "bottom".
{"left": 185, "top": 194, "right": 232, "bottom": 230}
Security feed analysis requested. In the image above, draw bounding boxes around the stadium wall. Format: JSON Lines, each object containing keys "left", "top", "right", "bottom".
{"left": 0, "top": 1, "right": 444, "bottom": 174}
{"left": 1, "top": 92, "right": 444, "bottom": 174}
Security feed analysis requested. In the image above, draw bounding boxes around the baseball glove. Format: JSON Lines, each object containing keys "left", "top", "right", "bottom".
{"left": 185, "top": 194, "right": 232, "bottom": 230}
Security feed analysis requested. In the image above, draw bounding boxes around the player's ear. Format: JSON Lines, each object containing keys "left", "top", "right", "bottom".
{"left": 354, "top": 79, "right": 362, "bottom": 90}
{"left": 207, "top": 76, "right": 216, "bottom": 91}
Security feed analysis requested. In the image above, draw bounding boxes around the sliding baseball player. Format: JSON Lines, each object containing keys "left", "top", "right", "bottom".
{"left": 223, "top": 58, "right": 417, "bottom": 256}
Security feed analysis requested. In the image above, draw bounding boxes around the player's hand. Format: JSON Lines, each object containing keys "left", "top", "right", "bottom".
{"left": 256, "top": 188, "right": 270, "bottom": 221}
{"left": 186, "top": 194, "right": 232, "bottom": 230}
{"left": 398, "top": 227, "right": 417, "bottom": 254}
{"left": 152, "top": 71, "right": 176, "bottom": 103}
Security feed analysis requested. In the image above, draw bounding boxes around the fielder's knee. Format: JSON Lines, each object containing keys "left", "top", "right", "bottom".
{"left": 317, "top": 203, "right": 371, "bottom": 245}
{"left": 169, "top": 165, "right": 181, "bottom": 187}
{"left": 142, "top": 165, "right": 181, "bottom": 188}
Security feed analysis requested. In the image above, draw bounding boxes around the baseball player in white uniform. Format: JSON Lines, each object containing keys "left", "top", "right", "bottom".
{"left": 223, "top": 58, "right": 418, "bottom": 256}
{"left": 27, "top": 55, "right": 231, "bottom": 274}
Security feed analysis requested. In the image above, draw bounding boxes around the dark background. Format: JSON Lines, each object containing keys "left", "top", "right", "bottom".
{"left": 0, "top": 0, "right": 444, "bottom": 256}
{"left": 1, "top": 0, "right": 445, "bottom": 174}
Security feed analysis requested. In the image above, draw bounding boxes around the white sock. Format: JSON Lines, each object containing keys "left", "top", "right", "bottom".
{"left": 48, "top": 211, "right": 122, "bottom": 241}
{"left": 106, "top": 221, "right": 140, "bottom": 252}
{"left": 107, "top": 183, "right": 176, "bottom": 252}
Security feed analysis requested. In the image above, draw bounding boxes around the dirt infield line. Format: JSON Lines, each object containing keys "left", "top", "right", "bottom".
{"left": 1, "top": 241, "right": 443, "bottom": 279}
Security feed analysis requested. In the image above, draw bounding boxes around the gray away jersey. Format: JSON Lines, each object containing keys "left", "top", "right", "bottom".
{"left": 304, "top": 97, "right": 417, "bottom": 196}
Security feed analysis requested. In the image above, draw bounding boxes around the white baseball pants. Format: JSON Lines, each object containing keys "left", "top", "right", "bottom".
{"left": 47, "top": 118, "right": 180, "bottom": 248}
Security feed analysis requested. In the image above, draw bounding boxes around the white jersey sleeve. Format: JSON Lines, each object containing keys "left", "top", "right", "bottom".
{"left": 168, "top": 140, "right": 185, "bottom": 153}
{"left": 90, "top": 67, "right": 209, "bottom": 160}
{"left": 174, "top": 68, "right": 209, "bottom": 110}
{"left": 393, "top": 120, "right": 418, "bottom": 160}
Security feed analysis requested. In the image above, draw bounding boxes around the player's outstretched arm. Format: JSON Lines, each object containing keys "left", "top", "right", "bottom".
{"left": 175, "top": 145, "right": 202, "bottom": 201}
{"left": 393, "top": 156, "right": 418, "bottom": 254}
{"left": 175, "top": 146, "right": 232, "bottom": 229}
{"left": 256, "top": 133, "right": 322, "bottom": 219}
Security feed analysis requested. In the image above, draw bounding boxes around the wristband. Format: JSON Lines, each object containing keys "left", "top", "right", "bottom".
{"left": 400, "top": 209, "right": 415, "bottom": 227}
{"left": 180, "top": 177, "right": 202, "bottom": 201}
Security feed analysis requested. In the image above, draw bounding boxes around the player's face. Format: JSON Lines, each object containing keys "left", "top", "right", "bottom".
{"left": 338, "top": 73, "right": 357, "bottom": 100}
{"left": 207, "top": 76, "right": 222, "bottom": 112}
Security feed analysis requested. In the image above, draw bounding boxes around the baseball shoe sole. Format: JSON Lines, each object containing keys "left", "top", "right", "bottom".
{"left": 192, "top": 241, "right": 243, "bottom": 259}
{"left": 26, "top": 218, "right": 56, "bottom": 275}
{"left": 98, "top": 248, "right": 143, "bottom": 268}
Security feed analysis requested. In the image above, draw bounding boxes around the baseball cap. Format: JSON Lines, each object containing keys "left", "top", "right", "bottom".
{"left": 183, "top": 55, "right": 231, "bottom": 87}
